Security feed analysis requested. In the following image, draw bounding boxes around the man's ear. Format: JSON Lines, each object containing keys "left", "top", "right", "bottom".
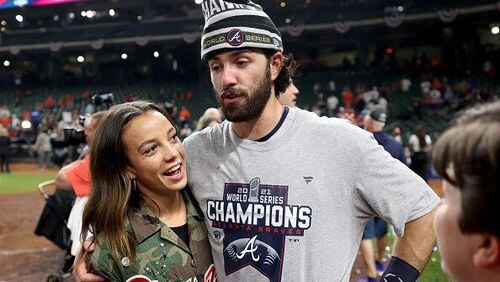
{"left": 473, "top": 235, "right": 500, "bottom": 269}
{"left": 269, "top": 52, "right": 284, "bottom": 81}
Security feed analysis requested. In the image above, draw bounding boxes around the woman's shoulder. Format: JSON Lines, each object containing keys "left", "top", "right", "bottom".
{"left": 88, "top": 242, "right": 124, "bottom": 281}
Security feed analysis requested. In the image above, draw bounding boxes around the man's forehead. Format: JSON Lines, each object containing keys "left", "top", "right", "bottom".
{"left": 208, "top": 48, "right": 257, "bottom": 62}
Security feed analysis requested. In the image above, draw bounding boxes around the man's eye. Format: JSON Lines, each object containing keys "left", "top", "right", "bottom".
{"left": 236, "top": 60, "right": 248, "bottom": 66}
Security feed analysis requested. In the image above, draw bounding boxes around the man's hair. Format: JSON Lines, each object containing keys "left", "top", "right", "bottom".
{"left": 433, "top": 101, "right": 500, "bottom": 236}
{"left": 264, "top": 51, "right": 298, "bottom": 96}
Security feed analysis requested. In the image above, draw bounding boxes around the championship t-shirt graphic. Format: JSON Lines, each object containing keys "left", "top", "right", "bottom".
{"left": 206, "top": 178, "right": 312, "bottom": 281}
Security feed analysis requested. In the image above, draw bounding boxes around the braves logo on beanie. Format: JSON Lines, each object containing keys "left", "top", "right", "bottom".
{"left": 200, "top": 0, "right": 283, "bottom": 61}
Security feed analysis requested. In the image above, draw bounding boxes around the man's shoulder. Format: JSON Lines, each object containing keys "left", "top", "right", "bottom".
{"left": 294, "top": 108, "right": 371, "bottom": 138}
{"left": 183, "top": 122, "right": 226, "bottom": 152}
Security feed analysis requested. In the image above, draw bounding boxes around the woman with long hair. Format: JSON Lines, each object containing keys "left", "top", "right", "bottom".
{"left": 408, "top": 125, "right": 432, "bottom": 180}
{"left": 79, "top": 101, "right": 215, "bottom": 282}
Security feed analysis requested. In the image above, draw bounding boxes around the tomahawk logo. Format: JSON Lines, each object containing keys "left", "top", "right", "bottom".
{"left": 226, "top": 29, "right": 244, "bottom": 46}
{"left": 207, "top": 177, "right": 313, "bottom": 281}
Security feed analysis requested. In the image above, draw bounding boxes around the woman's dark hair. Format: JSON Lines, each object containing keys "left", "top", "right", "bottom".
{"left": 433, "top": 101, "right": 500, "bottom": 236}
{"left": 414, "top": 125, "right": 428, "bottom": 150}
{"left": 81, "top": 101, "right": 177, "bottom": 262}
{"left": 264, "top": 51, "right": 299, "bottom": 96}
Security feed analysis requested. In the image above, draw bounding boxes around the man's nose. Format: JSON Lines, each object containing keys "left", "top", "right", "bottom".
{"left": 220, "top": 65, "right": 238, "bottom": 88}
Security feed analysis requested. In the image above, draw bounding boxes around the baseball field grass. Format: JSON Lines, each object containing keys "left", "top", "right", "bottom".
{"left": 0, "top": 172, "right": 55, "bottom": 193}
{"left": 386, "top": 230, "right": 451, "bottom": 282}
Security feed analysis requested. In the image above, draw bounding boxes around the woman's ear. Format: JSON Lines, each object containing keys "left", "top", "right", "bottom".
{"left": 473, "top": 235, "right": 500, "bottom": 269}
{"left": 126, "top": 167, "right": 136, "bottom": 180}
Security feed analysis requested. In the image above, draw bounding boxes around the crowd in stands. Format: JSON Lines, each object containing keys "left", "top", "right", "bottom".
{"left": 0, "top": 50, "right": 497, "bottom": 176}
{"left": 300, "top": 51, "right": 498, "bottom": 180}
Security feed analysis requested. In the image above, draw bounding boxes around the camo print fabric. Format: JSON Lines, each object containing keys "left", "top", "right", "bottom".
{"left": 90, "top": 189, "right": 215, "bottom": 282}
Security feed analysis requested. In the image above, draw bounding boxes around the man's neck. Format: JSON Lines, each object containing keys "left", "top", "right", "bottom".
{"left": 232, "top": 95, "right": 284, "bottom": 141}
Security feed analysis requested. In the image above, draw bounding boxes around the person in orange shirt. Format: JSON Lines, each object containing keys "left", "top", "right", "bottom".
{"left": 55, "top": 111, "right": 105, "bottom": 256}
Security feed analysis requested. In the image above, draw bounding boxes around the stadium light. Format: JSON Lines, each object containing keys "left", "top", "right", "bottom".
{"left": 3, "top": 60, "right": 10, "bottom": 67}
{"left": 121, "top": 53, "right": 128, "bottom": 60}
{"left": 1, "top": 21, "right": 6, "bottom": 26}
{"left": 53, "top": 15, "right": 59, "bottom": 21}
{"left": 68, "top": 12, "right": 75, "bottom": 19}
{"left": 21, "top": 120, "right": 32, "bottom": 129}
{"left": 153, "top": 51, "right": 160, "bottom": 58}
{"left": 81, "top": 11, "right": 87, "bottom": 17}
{"left": 86, "top": 10, "right": 95, "bottom": 19}
{"left": 77, "top": 56, "right": 85, "bottom": 63}
{"left": 109, "top": 9, "right": 116, "bottom": 17}
{"left": 492, "top": 26, "right": 500, "bottom": 35}
{"left": 194, "top": 0, "right": 203, "bottom": 4}
{"left": 15, "top": 15, "right": 23, "bottom": 23}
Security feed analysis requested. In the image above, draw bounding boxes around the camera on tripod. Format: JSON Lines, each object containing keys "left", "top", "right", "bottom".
{"left": 92, "top": 93, "right": 114, "bottom": 108}
{"left": 60, "top": 115, "right": 90, "bottom": 146}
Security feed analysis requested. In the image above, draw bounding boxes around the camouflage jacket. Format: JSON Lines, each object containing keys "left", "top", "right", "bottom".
{"left": 89, "top": 189, "right": 216, "bottom": 282}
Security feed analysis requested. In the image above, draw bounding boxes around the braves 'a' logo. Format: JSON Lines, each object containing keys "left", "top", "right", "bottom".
{"left": 226, "top": 29, "right": 245, "bottom": 46}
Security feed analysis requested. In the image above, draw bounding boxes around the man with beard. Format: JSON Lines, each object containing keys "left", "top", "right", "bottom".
{"left": 186, "top": 1, "right": 439, "bottom": 281}
{"left": 75, "top": 1, "right": 439, "bottom": 281}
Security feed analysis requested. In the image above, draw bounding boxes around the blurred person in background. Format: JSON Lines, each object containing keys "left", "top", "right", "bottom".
{"left": 433, "top": 101, "right": 500, "bottom": 282}
{"left": 195, "top": 107, "right": 223, "bottom": 131}
{"left": 55, "top": 111, "right": 105, "bottom": 257}
{"left": 359, "top": 109, "right": 410, "bottom": 281}
{"left": 33, "top": 124, "right": 53, "bottom": 170}
{"left": 391, "top": 126, "right": 402, "bottom": 144}
{"left": 0, "top": 125, "right": 10, "bottom": 173}
{"left": 278, "top": 78, "right": 299, "bottom": 107}
{"left": 408, "top": 126, "right": 432, "bottom": 180}
{"left": 196, "top": 115, "right": 220, "bottom": 131}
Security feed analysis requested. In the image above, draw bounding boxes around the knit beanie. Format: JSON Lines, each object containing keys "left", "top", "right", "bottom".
{"left": 200, "top": 0, "right": 283, "bottom": 61}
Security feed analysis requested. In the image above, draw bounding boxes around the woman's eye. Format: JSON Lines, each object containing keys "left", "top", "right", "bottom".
{"left": 144, "top": 145, "right": 157, "bottom": 156}
{"left": 170, "top": 133, "right": 179, "bottom": 142}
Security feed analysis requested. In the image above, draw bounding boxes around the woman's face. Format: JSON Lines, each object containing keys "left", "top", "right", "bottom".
{"left": 123, "top": 110, "right": 187, "bottom": 196}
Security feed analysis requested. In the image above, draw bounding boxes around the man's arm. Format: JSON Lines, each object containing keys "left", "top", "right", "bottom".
{"left": 55, "top": 166, "right": 73, "bottom": 191}
{"left": 73, "top": 241, "right": 104, "bottom": 282}
{"left": 391, "top": 207, "right": 437, "bottom": 272}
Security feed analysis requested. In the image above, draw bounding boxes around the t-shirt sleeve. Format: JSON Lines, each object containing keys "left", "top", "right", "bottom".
{"left": 64, "top": 155, "right": 91, "bottom": 196}
{"left": 353, "top": 132, "right": 440, "bottom": 237}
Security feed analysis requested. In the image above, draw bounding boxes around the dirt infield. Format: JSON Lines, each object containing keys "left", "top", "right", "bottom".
{"left": 0, "top": 163, "right": 68, "bottom": 282}
{"left": 0, "top": 192, "right": 69, "bottom": 282}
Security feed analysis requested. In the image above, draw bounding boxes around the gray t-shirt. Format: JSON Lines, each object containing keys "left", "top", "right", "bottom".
{"left": 183, "top": 107, "right": 439, "bottom": 282}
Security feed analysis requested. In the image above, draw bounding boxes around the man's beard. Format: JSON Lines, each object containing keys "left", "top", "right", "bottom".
{"left": 215, "top": 65, "right": 272, "bottom": 122}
